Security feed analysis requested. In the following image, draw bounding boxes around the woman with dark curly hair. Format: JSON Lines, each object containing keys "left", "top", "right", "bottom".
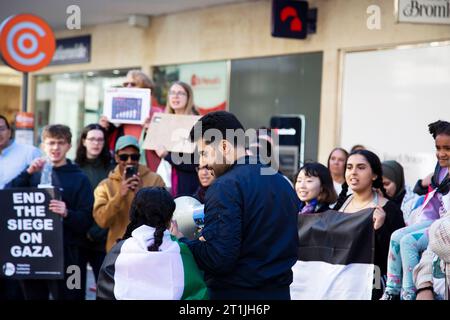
{"left": 75, "top": 123, "right": 115, "bottom": 297}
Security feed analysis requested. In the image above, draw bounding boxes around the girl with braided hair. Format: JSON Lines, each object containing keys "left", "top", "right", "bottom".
{"left": 333, "top": 149, "right": 405, "bottom": 299}
{"left": 96, "top": 187, "right": 208, "bottom": 300}
{"left": 381, "top": 120, "right": 450, "bottom": 300}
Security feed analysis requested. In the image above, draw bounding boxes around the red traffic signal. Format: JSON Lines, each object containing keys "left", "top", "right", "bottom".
{"left": 271, "top": 0, "right": 309, "bottom": 40}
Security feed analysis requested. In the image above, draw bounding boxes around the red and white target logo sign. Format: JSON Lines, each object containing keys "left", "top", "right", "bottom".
{"left": 0, "top": 14, "right": 55, "bottom": 72}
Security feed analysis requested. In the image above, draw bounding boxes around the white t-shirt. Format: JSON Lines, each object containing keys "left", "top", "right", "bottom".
{"left": 0, "top": 140, "right": 41, "bottom": 189}
{"left": 333, "top": 180, "right": 343, "bottom": 196}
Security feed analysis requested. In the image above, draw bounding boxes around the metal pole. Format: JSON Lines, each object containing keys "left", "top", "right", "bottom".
{"left": 22, "top": 72, "right": 28, "bottom": 112}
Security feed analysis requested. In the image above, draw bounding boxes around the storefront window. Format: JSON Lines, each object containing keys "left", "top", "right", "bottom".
{"left": 153, "top": 60, "right": 229, "bottom": 115}
{"left": 34, "top": 68, "right": 134, "bottom": 159}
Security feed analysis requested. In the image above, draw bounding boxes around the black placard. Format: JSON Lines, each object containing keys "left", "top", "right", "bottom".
{"left": 0, "top": 188, "right": 64, "bottom": 279}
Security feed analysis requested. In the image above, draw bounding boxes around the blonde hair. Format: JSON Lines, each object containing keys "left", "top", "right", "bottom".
{"left": 165, "top": 81, "right": 195, "bottom": 115}
{"left": 126, "top": 70, "right": 154, "bottom": 90}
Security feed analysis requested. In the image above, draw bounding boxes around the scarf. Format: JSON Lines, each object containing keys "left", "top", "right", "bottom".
{"left": 300, "top": 198, "right": 319, "bottom": 214}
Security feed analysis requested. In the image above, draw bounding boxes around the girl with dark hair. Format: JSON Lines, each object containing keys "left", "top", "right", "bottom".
{"left": 296, "top": 162, "right": 337, "bottom": 214}
{"left": 193, "top": 165, "right": 215, "bottom": 204}
{"left": 381, "top": 120, "right": 450, "bottom": 300}
{"left": 96, "top": 187, "right": 208, "bottom": 300}
{"left": 75, "top": 123, "right": 115, "bottom": 297}
{"left": 75, "top": 123, "right": 113, "bottom": 169}
{"left": 333, "top": 149, "right": 405, "bottom": 299}
{"left": 327, "top": 147, "right": 349, "bottom": 196}
{"left": 382, "top": 160, "right": 422, "bottom": 224}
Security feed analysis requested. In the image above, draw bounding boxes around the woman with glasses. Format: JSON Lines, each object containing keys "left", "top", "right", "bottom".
{"left": 155, "top": 81, "right": 200, "bottom": 197}
{"left": 75, "top": 123, "right": 115, "bottom": 298}
{"left": 165, "top": 81, "right": 198, "bottom": 115}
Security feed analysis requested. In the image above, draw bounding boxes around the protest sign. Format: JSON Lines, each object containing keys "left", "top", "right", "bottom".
{"left": 142, "top": 112, "right": 200, "bottom": 153}
{"left": 0, "top": 188, "right": 64, "bottom": 279}
{"left": 103, "top": 87, "right": 151, "bottom": 125}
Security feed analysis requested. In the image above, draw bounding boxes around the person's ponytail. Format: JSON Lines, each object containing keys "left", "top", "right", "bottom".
{"left": 333, "top": 182, "right": 349, "bottom": 210}
{"left": 148, "top": 225, "right": 166, "bottom": 251}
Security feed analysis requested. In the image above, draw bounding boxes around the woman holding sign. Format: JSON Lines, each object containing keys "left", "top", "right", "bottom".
{"left": 155, "top": 81, "right": 200, "bottom": 197}
{"left": 100, "top": 70, "right": 164, "bottom": 172}
{"left": 334, "top": 149, "right": 405, "bottom": 299}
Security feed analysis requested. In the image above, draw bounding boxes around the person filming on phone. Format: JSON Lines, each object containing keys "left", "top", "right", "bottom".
{"left": 93, "top": 135, "right": 165, "bottom": 252}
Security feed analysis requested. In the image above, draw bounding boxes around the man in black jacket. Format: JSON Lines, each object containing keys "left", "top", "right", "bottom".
{"left": 172, "top": 111, "right": 299, "bottom": 299}
{"left": 7, "top": 124, "right": 93, "bottom": 300}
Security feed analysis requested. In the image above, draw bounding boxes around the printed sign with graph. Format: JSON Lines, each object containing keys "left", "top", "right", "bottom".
{"left": 103, "top": 88, "right": 150, "bottom": 125}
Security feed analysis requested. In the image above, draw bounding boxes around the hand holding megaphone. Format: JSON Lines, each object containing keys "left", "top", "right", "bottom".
{"left": 172, "top": 196, "right": 205, "bottom": 240}
{"left": 170, "top": 219, "right": 184, "bottom": 239}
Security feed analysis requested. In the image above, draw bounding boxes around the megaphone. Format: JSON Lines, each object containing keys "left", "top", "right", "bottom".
{"left": 173, "top": 196, "right": 205, "bottom": 240}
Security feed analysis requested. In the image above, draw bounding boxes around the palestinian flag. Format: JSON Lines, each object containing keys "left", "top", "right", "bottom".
{"left": 96, "top": 225, "right": 209, "bottom": 300}
{"left": 291, "top": 208, "right": 375, "bottom": 300}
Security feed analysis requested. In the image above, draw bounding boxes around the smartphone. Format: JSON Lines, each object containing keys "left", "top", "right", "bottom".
{"left": 125, "top": 166, "right": 138, "bottom": 179}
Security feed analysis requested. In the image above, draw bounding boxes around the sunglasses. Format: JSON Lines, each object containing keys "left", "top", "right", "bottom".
{"left": 118, "top": 153, "right": 140, "bottom": 161}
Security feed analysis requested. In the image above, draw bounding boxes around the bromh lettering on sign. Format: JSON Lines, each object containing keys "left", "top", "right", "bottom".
{"left": 397, "top": 0, "right": 450, "bottom": 24}
{"left": 0, "top": 188, "right": 63, "bottom": 279}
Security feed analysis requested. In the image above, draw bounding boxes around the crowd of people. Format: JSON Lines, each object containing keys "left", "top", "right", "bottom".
{"left": 0, "top": 69, "right": 449, "bottom": 301}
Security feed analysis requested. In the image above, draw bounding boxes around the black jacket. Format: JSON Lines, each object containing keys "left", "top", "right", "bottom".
{"left": 298, "top": 201, "right": 331, "bottom": 214}
{"left": 182, "top": 156, "right": 300, "bottom": 296}
{"left": 413, "top": 163, "right": 450, "bottom": 196}
{"left": 6, "top": 160, "right": 94, "bottom": 247}
{"left": 77, "top": 158, "right": 116, "bottom": 251}
{"left": 413, "top": 179, "right": 429, "bottom": 196}
{"left": 374, "top": 201, "right": 405, "bottom": 276}
{"left": 192, "top": 186, "right": 208, "bottom": 204}
{"left": 165, "top": 152, "right": 199, "bottom": 197}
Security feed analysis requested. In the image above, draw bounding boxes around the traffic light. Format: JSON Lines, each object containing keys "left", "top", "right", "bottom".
{"left": 271, "top": 0, "right": 313, "bottom": 40}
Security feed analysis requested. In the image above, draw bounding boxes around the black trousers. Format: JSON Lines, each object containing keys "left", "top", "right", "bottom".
{"left": 19, "top": 278, "right": 83, "bottom": 300}
{"left": 78, "top": 245, "right": 106, "bottom": 296}
{"left": 0, "top": 279, "right": 25, "bottom": 300}
{"left": 20, "top": 244, "right": 84, "bottom": 300}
